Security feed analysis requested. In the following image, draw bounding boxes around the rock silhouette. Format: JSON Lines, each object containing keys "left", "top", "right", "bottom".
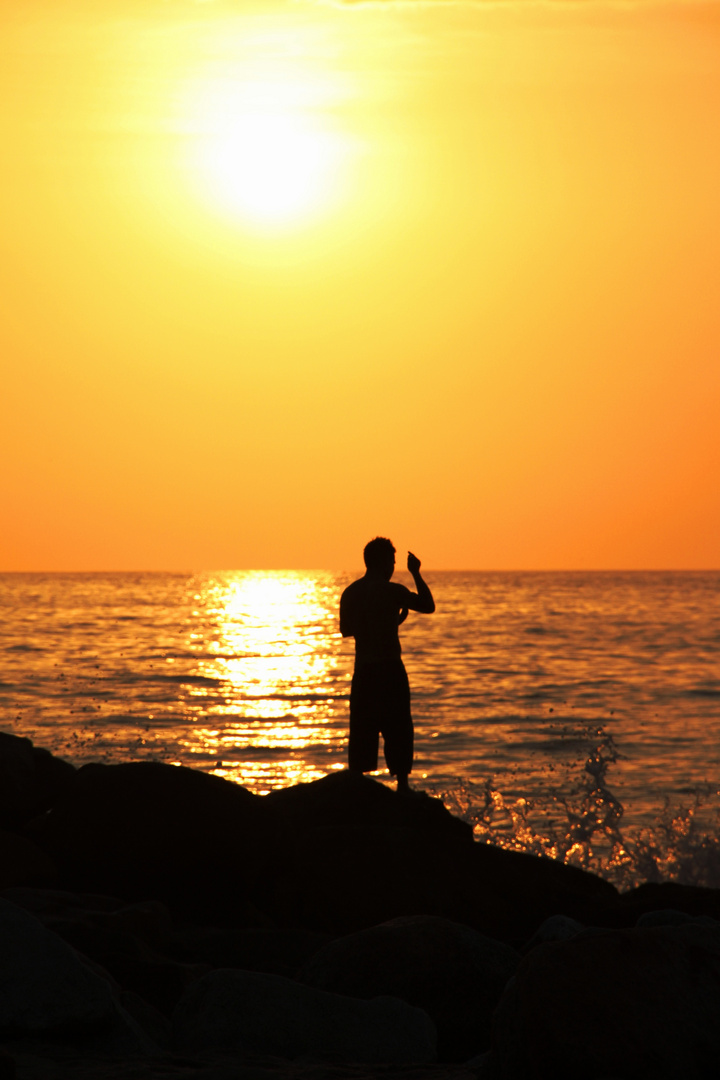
{"left": 491, "top": 922, "right": 720, "bottom": 1080}
{"left": 3, "top": 734, "right": 720, "bottom": 1078}
{"left": 297, "top": 915, "right": 520, "bottom": 1060}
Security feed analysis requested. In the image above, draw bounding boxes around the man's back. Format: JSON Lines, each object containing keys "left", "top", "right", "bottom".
{"left": 340, "top": 577, "right": 410, "bottom": 666}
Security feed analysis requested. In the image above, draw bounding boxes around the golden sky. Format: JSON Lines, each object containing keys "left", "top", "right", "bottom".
{"left": 2, "top": 0, "right": 719, "bottom": 570}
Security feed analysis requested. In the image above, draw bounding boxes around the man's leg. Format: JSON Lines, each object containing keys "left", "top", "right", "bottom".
{"left": 348, "top": 665, "right": 381, "bottom": 773}
{"left": 379, "top": 662, "right": 414, "bottom": 789}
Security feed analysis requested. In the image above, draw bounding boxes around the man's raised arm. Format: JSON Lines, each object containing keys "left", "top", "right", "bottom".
{"left": 406, "top": 552, "right": 435, "bottom": 614}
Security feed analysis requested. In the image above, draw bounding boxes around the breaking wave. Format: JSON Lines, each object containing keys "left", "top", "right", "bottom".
{"left": 425, "top": 727, "right": 720, "bottom": 890}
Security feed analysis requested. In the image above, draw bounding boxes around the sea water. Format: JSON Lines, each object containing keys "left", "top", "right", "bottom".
{"left": 1, "top": 570, "right": 719, "bottom": 888}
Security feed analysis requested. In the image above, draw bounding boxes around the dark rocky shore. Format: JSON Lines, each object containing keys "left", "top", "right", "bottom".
{"left": 3, "top": 731, "right": 720, "bottom": 1079}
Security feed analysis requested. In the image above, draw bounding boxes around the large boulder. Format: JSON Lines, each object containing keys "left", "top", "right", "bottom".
{"left": 463, "top": 841, "right": 618, "bottom": 944}
{"left": 0, "top": 896, "right": 155, "bottom": 1057}
{"left": 490, "top": 923, "right": 720, "bottom": 1079}
{"left": 22, "top": 759, "right": 618, "bottom": 941}
{"left": 173, "top": 968, "right": 437, "bottom": 1063}
{"left": 26, "top": 761, "right": 276, "bottom": 922}
{"left": 0, "top": 897, "right": 114, "bottom": 1035}
{"left": 298, "top": 915, "right": 520, "bottom": 1060}
{"left": 264, "top": 770, "right": 474, "bottom": 845}
{"left": 0, "top": 733, "right": 75, "bottom": 829}
{"left": 264, "top": 813, "right": 617, "bottom": 942}
{"left": 2, "top": 888, "right": 207, "bottom": 1017}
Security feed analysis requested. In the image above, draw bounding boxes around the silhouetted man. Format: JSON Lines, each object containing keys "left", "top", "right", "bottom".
{"left": 340, "top": 537, "right": 435, "bottom": 792}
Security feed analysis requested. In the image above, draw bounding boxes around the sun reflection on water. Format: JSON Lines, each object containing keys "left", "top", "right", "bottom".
{"left": 180, "top": 571, "right": 350, "bottom": 792}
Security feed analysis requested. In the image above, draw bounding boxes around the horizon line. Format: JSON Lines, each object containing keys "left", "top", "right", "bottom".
{"left": 1, "top": 567, "right": 718, "bottom": 575}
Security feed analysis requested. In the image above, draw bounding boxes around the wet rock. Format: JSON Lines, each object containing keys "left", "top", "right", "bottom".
{"left": 464, "top": 842, "right": 617, "bottom": 945}
{"left": 0, "top": 832, "right": 56, "bottom": 889}
{"left": 490, "top": 923, "right": 720, "bottom": 1079}
{"left": 173, "top": 968, "right": 437, "bottom": 1063}
{"left": 26, "top": 762, "right": 276, "bottom": 923}
{"left": 298, "top": 915, "right": 519, "bottom": 1061}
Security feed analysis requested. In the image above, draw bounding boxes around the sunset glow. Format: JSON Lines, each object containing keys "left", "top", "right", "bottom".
{"left": 2, "top": 0, "right": 719, "bottom": 570}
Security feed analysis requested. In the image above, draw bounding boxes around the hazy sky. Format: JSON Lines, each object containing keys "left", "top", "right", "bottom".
{"left": 2, "top": 0, "right": 719, "bottom": 570}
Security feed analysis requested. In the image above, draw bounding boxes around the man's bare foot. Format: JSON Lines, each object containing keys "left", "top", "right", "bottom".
{"left": 396, "top": 773, "right": 411, "bottom": 794}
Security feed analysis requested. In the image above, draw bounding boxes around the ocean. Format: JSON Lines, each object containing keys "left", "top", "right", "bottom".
{"left": 1, "top": 570, "right": 719, "bottom": 889}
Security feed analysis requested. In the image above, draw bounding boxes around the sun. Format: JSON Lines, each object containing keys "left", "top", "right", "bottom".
{"left": 198, "top": 112, "right": 343, "bottom": 225}
{"left": 181, "top": 69, "right": 356, "bottom": 229}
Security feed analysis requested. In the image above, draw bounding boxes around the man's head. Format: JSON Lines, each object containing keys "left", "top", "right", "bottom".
{"left": 363, "top": 537, "right": 396, "bottom": 579}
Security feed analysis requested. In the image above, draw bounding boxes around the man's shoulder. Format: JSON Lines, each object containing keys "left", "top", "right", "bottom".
{"left": 341, "top": 578, "right": 365, "bottom": 601}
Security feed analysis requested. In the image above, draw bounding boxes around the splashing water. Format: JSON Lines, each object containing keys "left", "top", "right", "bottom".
{"left": 424, "top": 726, "right": 720, "bottom": 890}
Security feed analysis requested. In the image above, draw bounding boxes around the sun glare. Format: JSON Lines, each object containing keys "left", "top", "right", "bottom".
{"left": 181, "top": 66, "right": 357, "bottom": 229}
{"left": 199, "top": 112, "right": 341, "bottom": 224}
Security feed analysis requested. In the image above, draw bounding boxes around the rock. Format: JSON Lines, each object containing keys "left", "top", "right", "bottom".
{"left": 256, "top": 770, "right": 618, "bottom": 944}
{"left": 26, "top": 762, "right": 276, "bottom": 923}
{"left": 265, "top": 771, "right": 474, "bottom": 846}
{"left": 523, "top": 914, "right": 585, "bottom": 952}
{"left": 267, "top": 814, "right": 616, "bottom": 944}
{"left": 617, "top": 881, "right": 720, "bottom": 925}
{"left": 173, "top": 968, "right": 437, "bottom": 1063}
{"left": 0, "top": 1050, "right": 13, "bottom": 1080}
{"left": 41, "top": 914, "right": 206, "bottom": 1017}
{"left": 464, "top": 842, "right": 617, "bottom": 945}
{"left": 2, "top": 888, "right": 205, "bottom": 1017}
{"left": 29, "top": 747, "right": 76, "bottom": 815}
{"left": 0, "top": 832, "right": 56, "bottom": 889}
{"left": 635, "top": 908, "right": 720, "bottom": 929}
{"left": 298, "top": 915, "right": 519, "bottom": 1060}
{"left": 0, "top": 896, "right": 156, "bottom": 1060}
{"left": 0, "top": 887, "right": 127, "bottom": 917}
{"left": 0, "top": 897, "right": 115, "bottom": 1035}
{"left": 490, "top": 923, "right": 720, "bottom": 1079}
{"left": 169, "top": 926, "right": 331, "bottom": 978}
{"left": 118, "top": 990, "right": 172, "bottom": 1049}
{"left": 20, "top": 758, "right": 619, "bottom": 942}
{"left": 0, "top": 734, "right": 74, "bottom": 830}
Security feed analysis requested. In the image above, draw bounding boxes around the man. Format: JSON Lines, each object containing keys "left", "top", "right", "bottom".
{"left": 340, "top": 537, "right": 435, "bottom": 792}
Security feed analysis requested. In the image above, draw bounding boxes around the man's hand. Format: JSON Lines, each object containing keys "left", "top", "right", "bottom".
{"left": 405, "top": 551, "right": 435, "bottom": 613}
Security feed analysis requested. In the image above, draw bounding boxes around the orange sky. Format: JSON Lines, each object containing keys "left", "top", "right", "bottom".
{"left": 2, "top": 0, "right": 719, "bottom": 570}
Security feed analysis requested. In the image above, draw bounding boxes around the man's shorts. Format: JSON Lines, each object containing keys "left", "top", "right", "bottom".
{"left": 348, "top": 659, "right": 413, "bottom": 777}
